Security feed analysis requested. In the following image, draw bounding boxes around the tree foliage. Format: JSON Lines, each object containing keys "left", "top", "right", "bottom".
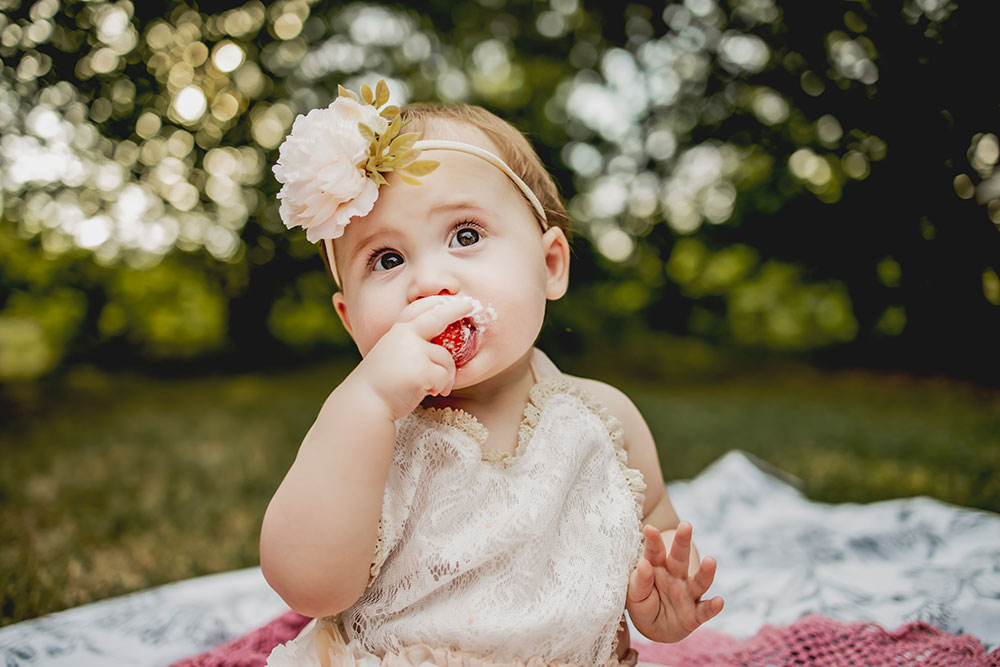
{"left": 0, "top": 0, "right": 997, "bottom": 382}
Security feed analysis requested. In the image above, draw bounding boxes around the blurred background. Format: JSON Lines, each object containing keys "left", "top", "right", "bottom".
{"left": 1, "top": 0, "right": 998, "bottom": 626}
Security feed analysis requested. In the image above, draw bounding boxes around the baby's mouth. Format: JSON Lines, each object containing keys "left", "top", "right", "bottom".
{"left": 432, "top": 318, "right": 482, "bottom": 368}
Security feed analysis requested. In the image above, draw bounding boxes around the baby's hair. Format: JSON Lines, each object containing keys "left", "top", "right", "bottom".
{"left": 399, "top": 103, "right": 571, "bottom": 237}
{"left": 318, "top": 102, "right": 570, "bottom": 280}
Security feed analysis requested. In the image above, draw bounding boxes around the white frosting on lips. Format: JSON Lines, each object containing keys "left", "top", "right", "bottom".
{"left": 457, "top": 296, "right": 498, "bottom": 327}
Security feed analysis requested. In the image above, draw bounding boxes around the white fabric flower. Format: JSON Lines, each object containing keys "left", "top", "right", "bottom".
{"left": 264, "top": 624, "right": 322, "bottom": 667}
{"left": 273, "top": 97, "right": 389, "bottom": 242}
{"left": 265, "top": 619, "right": 382, "bottom": 667}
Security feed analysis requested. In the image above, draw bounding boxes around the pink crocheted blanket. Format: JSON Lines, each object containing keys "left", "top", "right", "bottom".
{"left": 171, "top": 611, "right": 999, "bottom": 667}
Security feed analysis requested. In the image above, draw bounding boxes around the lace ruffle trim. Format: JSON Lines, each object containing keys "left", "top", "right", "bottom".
{"left": 295, "top": 618, "right": 639, "bottom": 667}
{"left": 412, "top": 404, "right": 490, "bottom": 447}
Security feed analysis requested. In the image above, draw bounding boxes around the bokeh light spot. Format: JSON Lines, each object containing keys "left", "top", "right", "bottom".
{"left": 91, "top": 48, "right": 119, "bottom": 74}
{"left": 166, "top": 130, "right": 195, "bottom": 158}
{"left": 168, "top": 62, "right": 195, "bottom": 89}
{"left": 184, "top": 41, "right": 209, "bottom": 67}
{"left": 752, "top": 88, "right": 788, "bottom": 125}
{"left": 719, "top": 32, "right": 770, "bottom": 73}
{"left": 983, "top": 268, "right": 1000, "bottom": 306}
{"left": 274, "top": 14, "right": 303, "bottom": 41}
{"left": 212, "top": 42, "right": 244, "bottom": 73}
{"left": 817, "top": 115, "right": 843, "bottom": 146}
{"left": 174, "top": 86, "right": 207, "bottom": 122}
{"left": 536, "top": 11, "right": 567, "bottom": 39}
{"left": 877, "top": 256, "right": 901, "bottom": 287}
{"left": 597, "top": 227, "right": 635, "bottom": 262}
{"left": 789, "top": 148, "right": 832, "bottom": 187}
{"left": 211, "top": 92, "right": 240, "bottom": 121}
{"left": 562, "top": 142, "right": 603, "bottom": 178}
{"left": 146, "top": 22, "right": 172, "bottom": 50}
{"left": 875, "top": 305, "right": 906, "bottom": 336}
{"left": 135, "top": 112, "right": 161, "bottom": 139}
{"left": 842, "top": 151, "right": 869, "bottom": 179}
{"left": 800, "top": 71, "right": 825, "bottom": 97}
{"left": 952, "top": 173, "right": 974, "bottom": 200}
{"left": 971, "top": 133, "right": 999, "bottom": 173}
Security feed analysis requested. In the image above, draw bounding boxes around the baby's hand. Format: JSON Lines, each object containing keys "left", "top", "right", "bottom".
{"left": 351, "top": 296, "right": 476, "bottom": 421}
{"left": 625, "top": 523, "right": 724, "bottom": 644}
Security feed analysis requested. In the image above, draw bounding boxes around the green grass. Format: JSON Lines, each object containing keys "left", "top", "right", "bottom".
{"left": 2, "top": 357, "right": 998, "bottom": 627}
{"left": 618, "top": 367, "right": 1000, "bottom": 508}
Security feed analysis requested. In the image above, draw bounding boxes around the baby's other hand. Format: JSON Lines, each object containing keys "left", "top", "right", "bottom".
{"left": 625, "top": 522, "right": 724, "bottom": 644}
{"left": 351, "top": 296, "right": 476, "bottom": 421}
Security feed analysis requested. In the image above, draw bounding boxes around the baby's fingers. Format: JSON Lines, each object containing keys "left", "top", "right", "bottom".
{"left": 687, "top": 556, "right": 717, "bottom": 600}
{"left": 642, "top": 525, "right": 668, "bottom": 567}
{"left": 426, "top": 345, "right": 458, "bottom": 396}
{"left": 403, "top": 297, "right": 476, "bottom": 339}
{"left": 627, "top": 558, "right": 655, "bottom": 604}
{"left": 425, "top": 362, "right": 455, "bottom": 397}
{"left": 694, "top": 596, "right": 725, "bottom": 626}
{"left": 665, "top": 522, "right": 693, "bottom": 579}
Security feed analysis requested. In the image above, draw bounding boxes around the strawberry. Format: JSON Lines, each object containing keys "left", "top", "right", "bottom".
{"left": 432, "top": 318, "right": 478, "bottom": 367}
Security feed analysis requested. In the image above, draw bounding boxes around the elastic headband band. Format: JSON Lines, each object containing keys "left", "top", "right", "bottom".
{"left": 324, "top": 140, "right": 549, "bottom": 286}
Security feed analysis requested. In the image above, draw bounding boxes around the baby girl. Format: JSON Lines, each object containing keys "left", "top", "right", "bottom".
{"left": 260, "top": 81, "right": 723, "bottom": 667}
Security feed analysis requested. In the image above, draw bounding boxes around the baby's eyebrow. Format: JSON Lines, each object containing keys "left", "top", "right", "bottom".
{"left": 429, "top": 200, "right": 486, "bottom": 216}
{"left": 344, "top": 231, "right": 382, "bottom": 260}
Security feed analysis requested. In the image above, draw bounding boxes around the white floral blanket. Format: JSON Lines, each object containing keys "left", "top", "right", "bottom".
{"left": 2, "top": 451, "right": 997, "bottom": 666}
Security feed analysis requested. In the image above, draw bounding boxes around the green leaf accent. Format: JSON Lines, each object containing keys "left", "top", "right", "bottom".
{"left": 388, "top": 132, "right": 419, "bottom": 157}
{"left": 339, "top": 79, "right": 437, "bottom": 190}
{"left": 402, "top": 159, "right": 439, "bottom": 177}
{"left": 387, "top": 114, "right": 401, "bottom": 137}
{"left": 361, "top": 83, "right": 374, "bottom": 105}
{"left": 337, "top": 85, "right": 359, "bottom": 102}
{"left": 375, "top": 80, "right": 390, "bottom": 108}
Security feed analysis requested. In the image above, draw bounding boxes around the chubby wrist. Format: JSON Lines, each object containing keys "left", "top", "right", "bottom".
{"left": 336, "top": 365, "right": 405, "bottom": 423}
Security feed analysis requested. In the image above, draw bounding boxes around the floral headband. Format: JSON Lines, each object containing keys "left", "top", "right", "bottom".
{"left": 272, "top": 80, "right": 548, "bottom": 286}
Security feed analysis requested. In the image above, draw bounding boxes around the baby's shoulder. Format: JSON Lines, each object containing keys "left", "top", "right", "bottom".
{"left": 564, "top": 375, "right": 630, "bottom": 413}
{"left": 561, "top": 375, "right": 648, "bottom": 452}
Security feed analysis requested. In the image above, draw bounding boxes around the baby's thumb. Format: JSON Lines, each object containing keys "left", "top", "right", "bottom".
{"left": 627, "top": 558, "right": 654, "bottom": 604}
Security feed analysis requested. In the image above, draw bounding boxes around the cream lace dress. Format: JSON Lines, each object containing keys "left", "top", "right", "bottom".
{"left": 266, "top": 350, "right": 647, "bottom": 667}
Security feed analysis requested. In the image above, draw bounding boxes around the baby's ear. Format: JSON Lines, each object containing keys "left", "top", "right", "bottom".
{"left": 542, "top": 226, "right": 570, "bottom": 300}
{"left": 331, "top": 292, "right": 354, "bottom": 337}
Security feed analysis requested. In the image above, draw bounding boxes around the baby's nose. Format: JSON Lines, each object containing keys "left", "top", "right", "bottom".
{"left": 406, "top": 256, "right": 461, "bottom": 302}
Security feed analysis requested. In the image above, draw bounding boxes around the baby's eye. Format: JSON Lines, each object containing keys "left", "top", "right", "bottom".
{"left": 372, "top": 252, "right": 404, "bottom": 272}
{"left": 450, "top": 227, "right": 480, "bottom": 248}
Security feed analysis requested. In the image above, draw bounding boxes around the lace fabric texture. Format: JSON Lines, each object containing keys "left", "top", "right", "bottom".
{"left": 337, "top": 374, "right": 646, "bottom": 667}
{"left": 265, "top": 618, "right": 641, "bottom": 667}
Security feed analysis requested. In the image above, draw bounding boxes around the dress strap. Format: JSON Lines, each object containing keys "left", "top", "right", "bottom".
{"left": 529, "top": 347, "right": 562, "bottom": 382}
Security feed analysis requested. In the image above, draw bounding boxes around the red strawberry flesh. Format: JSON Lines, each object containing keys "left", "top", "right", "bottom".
{"left": 432, "top": 318, "right": 479, "bottom": 367}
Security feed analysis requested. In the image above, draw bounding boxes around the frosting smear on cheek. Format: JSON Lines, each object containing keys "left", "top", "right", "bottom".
{"left": 431, "top": 297, "right": 498, "bottom": 368}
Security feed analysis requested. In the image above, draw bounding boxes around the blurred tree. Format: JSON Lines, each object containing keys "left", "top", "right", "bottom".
{"left": 0, "top": 0, "right": 997, "bottom": 382}
{"left": 555, "top": 0, "right": 1000, "bottom": 378}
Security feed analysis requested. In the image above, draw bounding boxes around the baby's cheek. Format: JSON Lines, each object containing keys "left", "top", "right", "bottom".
{"left": 355, "top": 318, "right": 395, "bottom": 356}
{"left": 496, "top": 301, "right": 545, "bottom": 345}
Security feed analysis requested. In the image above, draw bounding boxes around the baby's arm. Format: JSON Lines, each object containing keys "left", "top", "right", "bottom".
{"left": 260, "top": 296, "right": 475, "bottom": 618}
{"left": 575, "top": 379, "right": 723, "bottom": 643}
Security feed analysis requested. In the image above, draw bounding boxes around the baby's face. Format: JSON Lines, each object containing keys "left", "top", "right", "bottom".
{"left": 332, "top": 122, "right": 568, "bottom": 389}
